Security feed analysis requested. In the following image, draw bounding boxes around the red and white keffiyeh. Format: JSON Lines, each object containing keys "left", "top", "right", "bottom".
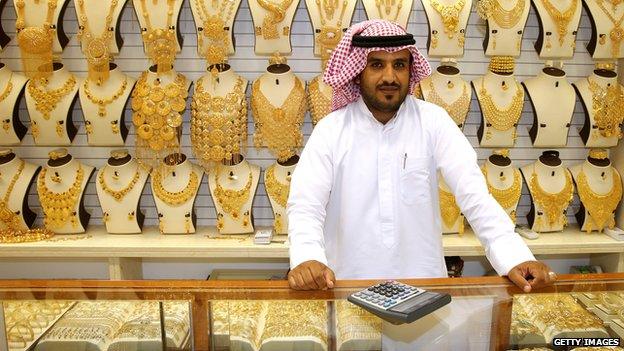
{"left": 322, "top": 20, "right": 431, "bottom": 111}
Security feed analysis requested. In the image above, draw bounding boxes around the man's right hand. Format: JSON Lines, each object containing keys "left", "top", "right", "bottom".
{"left": 288, "top": 260, "right": 336, "bottom": 290}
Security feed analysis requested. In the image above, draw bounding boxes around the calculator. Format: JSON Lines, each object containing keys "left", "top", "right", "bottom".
{"left": 347, "top": 280, "right": 451, "bottom": 325}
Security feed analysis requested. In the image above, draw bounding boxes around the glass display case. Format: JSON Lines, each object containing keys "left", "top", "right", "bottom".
{"left": 0, "top": 274, "right": 623, "bottom": 350}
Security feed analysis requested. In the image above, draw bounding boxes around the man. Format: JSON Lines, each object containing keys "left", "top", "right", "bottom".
{"left": 287, "top": 20, "right": 555, "bottom": 292}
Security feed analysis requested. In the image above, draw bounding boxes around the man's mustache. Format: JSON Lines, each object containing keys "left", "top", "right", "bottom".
{"left": 377, "top": 82, "right": 400, "bottom": 89}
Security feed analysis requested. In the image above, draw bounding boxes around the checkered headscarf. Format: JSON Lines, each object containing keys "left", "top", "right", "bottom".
{"left": 323, "top": 20, "right": 431, "bottom": 111}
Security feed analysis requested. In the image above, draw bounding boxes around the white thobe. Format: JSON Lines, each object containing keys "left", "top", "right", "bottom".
{"left": 288, "top": 95, "right": 535, "bottom": 279}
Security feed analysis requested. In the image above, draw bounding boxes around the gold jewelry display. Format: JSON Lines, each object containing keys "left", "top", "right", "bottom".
{"left": 577, "top": 166, "right": 622, "bottom": 233}
{"left": 477, "top": 0, "right": 526, "bottom": 28}
{"left": 152, "top": 167, "right": 199, "bottom": 206}
{"left": 488, "top": 56, "right": 515, "bottom": 74}
{"left": 132, "top": 71, "right": 188, "bottom": 168}
{"left": 256, "top": 0, "right": 295, "bottom": 40}
{"left": 594, "top": 0, "right": 624, "bottom": 58}
{"left": 195, "top": 0, "right": 237, "bottom": 64}
{"left": 15, "top": 0, "right": 57, "bottom": 78}
{"left": 214, "top": 164, "right": 253, "bottom": 221}
{"left": 589, "top": 148, "right": 609, "bottom": 159}
{"left": 424, "top": 78, "right": 470, "bottom": 126}
{"left": 82, "top": 76, "right": 128, "bottom": 118}
{"left": 429, "top": 0, "right": 466, "bottom": 46}
{"left": 139, "top": 0, "right": 177, "bottom": 73}
{"left": 481, "top": 165, "right": 521, "bottom": 223}
{"left": 191, "top": 76, "right": 247, "bottom": 166}
{"left": 308, "top": 75, "right": 332, "bottom": 126}
{"left": 98, "top": 165, "right": 141, "bottom": 202}
{"left": 27, "top": 74, "right": 77, "bottom": 120}
{"left": 478, "top": 77, "right": 523, "bottom": 139}
{"left": 539, "top": 0, "right": 578, "bottom": 46}
{"left": 587, "top": 76, "right": 624, "bottom": 138}
{"left": 439, "top": 186, "right": 464, "bottom": 234}
{"left": 315, "top": 0, "right": 348, "bottom": 69}
{"left": 1, "top": 228, "right": 55, "bottom": 243}
{"left": 261, "top": 301, "right": 328, "bottom": 345}
{"left": 0, "top": 73, "right": 14, "bottom": 105}
{"left": 528, "top": 167, "right": 574, "bottom": 230}
{"left": 251, "top": 78, "right": 306, "bottom": 162}
{"left": 76, "top": 0, "right": 119, "bottom": 84}
{"left": 38, "top": 164, "right": 85, "bottom": 230}
{"left": 375, "top": 0, "right": 402, "bottom": 22}
{"left": 0, "top": 160, "right": 25, "bottom": 231}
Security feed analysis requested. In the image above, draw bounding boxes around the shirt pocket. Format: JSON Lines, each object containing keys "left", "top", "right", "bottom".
{"left": 399, "top": 155, "right": 432, "bottom": 205}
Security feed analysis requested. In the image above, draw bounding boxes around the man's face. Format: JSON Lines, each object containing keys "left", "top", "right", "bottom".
{"left": 357, "top": 49, "right": 411, "bottom": 115}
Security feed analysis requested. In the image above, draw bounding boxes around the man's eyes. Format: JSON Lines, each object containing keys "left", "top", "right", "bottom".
{"left": 368, "top": 62, "right": 407, "bottom": 69}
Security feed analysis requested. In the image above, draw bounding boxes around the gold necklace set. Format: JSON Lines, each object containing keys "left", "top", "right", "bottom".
{"left": 478, "top": 0, "right": 526, "bottom": 28}
{"left": 587, "top": 76, "right": 624, "bottom": 139}
{"left": 195, "top": 0, "right": 237, "bottom": 64}
{"left": 539, "top": 0, "right": 578, "bottom": 46}
{"left": 132, "top": 72, "right": 187, "bottom": 167}
{"left": 27, "top": 74, "right": 77, "bottom": 120}
{"left": 38, "top": 164, "right": 85, "bottom": 230}
{"left": 152, "top": 167, "right": 200, "bottom": 206}
{"left": 265, "top": 164, "right": 291, "bottom": 232}
{"left": 481, "top": 165, "right": 522, "bottom": 223}
{"left": 251, "top": 77, "right": 307, "bottom": 162}
{"left": 15, "top": 0, "right": 57, "bottom": 78}
{"left": 214, "top": 164, "right": 253, "bottom": 229}
{"left": 375, "top": 0, "right": 402, "bottom": 22}
{"left": 307, "top": 75, "right": 332, "bottom": 126}
{"left": 576, "top": 166, "right": 622, "bottom": 233}
{"left": 528, "top": 167, "right": 574, "bottom": 231}
{"left": 478, "top": 77, "right": 524, "bottom": 139}
{"left": 424, "top": 77, "right": 470, "bottom": 126}
{"left": 76, "top": 0, "right": 119, "bottom": 84}
{"left": 191, "top": 76, "right": 247, "bottom": 165}
{"left": 594, "top": 0, "right": 624, "bottom": 57}
{"left": 429, "top": 0, "right": 466, "bottom": 48}
{"left": 315, "top": 0, "right": 348, "bottom": 69}
{"left": 256, "top": 0, "right": 295, "bottom": 40}
{"left": 438, "top": 186, "right": 464, "bottom": 234}
{"left": 140, "top": 0, "right": 177, "bottom": 72}
{"left": 98, "top": 165, "right": 141, "bottom": 202}
{"left": 82, "top": 77, "right": 128, "bottom": 118}
{"left": 0, "top": 160, "right": 25, "bottom": 231}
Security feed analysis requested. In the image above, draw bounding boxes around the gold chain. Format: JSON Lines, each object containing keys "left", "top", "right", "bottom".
{"left": 307, "top": 75, "right": 332, "bottom": 126}
{"left": 0, "top": 228, "right": 54, "bottom": 243}
{"left": 528, "top": 167, "right": 574, "bottom": 228}
{"left": 82, "top": 77, "right": 128, "bottom": 117}
{"left": 424, "top": 77, "right": 470, "bottom": 126}
{"left": 152, "top": 168, "right": 199, "bottom": 206}
{"left": 191, "top": 76, "right": 247, "bottom": 165}
{"left": 481, "top": 165, "right": 521, "bottom": 223}
{"left": 0, "top": 160, "right": 25, "bottom": 230}
{"left": 439, "top": 186, "right": 461, "bottom": 228}
{"left": 214, "top": 165, "right": 253, "bottom": 219}
{"left": 256, "top": 0, "right": 295, "bottom": 40}
{"left": 251, "top": 78, "right": 306, "bottom": 162}
{"left": 478, "top": 77, "right": 524, "bottom": 131}
{"left": 76, "top": 0, "right": 119, "bottom": 83}
{"left": 196, "top": 0, "right": 237, "bottom": 64}
{"left": 477, "top": 0, "right": 525, "bottom": 28}
{"left": 15, "top": 0, "right": 57, "bottom": 78}
{"left": 539, "top": 0, "right": 578, "bottom": 46}
{"left": 265, "top": 164, "right": 290, "bottom": 208}
{"left": 38, "top": 164, "right": 85, "bottom": 230}
{"left": 429, "top": 0, "right": 466, "bottom": 39}
{"left": 587, "top": 76, "right": 624, "bottom": 138}
{"left": 0, "top": 73, "right": 14, "bottom": 104}
{"left": 576, "top": 166, "right": 622, "bottom": 233}
{"left": 98, "top": 165, "right": 141, "bottom": 202}
{"left": 27, "top": 74, "right": 77, "bottom": 120}
{"left": 139, "top": 0, "right": 177, "bottom": 72}
{"left": 594, "top": 0, "right": 624, "bottom": 57}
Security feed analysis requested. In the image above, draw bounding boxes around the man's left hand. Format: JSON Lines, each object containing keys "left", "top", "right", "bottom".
{"left": 507, "top": 261, "right": 556, "bottom": 293}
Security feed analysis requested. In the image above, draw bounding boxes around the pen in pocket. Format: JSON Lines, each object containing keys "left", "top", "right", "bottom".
{"left": 403, "top": 153, "right": 407, "bottom": 169}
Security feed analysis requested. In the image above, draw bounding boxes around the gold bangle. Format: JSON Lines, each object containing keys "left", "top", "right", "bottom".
{"left": 589, "top": 148, "right": 608, "bottom": 159}
{"left": 48, "top": 148, "right": 68, "bottom": 160}
{"left": 493, "top": 149, "right": 510, "bottom": 157}
{"left": 595, "top": 61, "right": 616, "bottom": 71}
{"left": 110, "top": 148, "right": 129, "bottom": 159}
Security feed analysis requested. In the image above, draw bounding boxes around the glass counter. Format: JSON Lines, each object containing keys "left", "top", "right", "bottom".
{"left": 0, "top": 274, "right": 623, "bottom": 350}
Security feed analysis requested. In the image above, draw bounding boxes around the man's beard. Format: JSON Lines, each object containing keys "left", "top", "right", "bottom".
{"left": 360, "top": 82, "right": 409, "bottom": 113}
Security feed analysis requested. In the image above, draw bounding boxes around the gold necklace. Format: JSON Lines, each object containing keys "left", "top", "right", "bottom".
{"left": 577, "top": 166, "right": 622, "bottom": 233}
{"left": 27, "top": 74, "right": 77, "bottom": 120}
{"left": 477, "top": 0, "right": 525, "bottom": 28}
{"left": 0, "top": 227, "right": 54, "bottom": 243}
{"left": 15, "top": 0, "right": 57, "bottom": 78}
{"left": 315, "top": 0, "right": 348, "bottom": 69}
{"left": 256, "top": 0, "right": 295, "bottom": 40}
{"left": 0, "top": 160, "right": 25, "bottom": 230}
{"left": 424, "top": 77, "right": 470, "bottom": 126}
{"left": 528, "top": 167, "right": 574, "bottom": 228}
{"left": 139, "top": 0, "right": 177, "bottom": 72}
{"left": 438, "top": 186, "right": 462, "bottom": 229}
{"left": 539, "top": 0, "right": 578, "bottom": 46}
{"left": 307, "top": 75, "right": 332, "bottom": 126}
{"left": 38, "top": 164, "right": 85, "bottom": 230}
{"left": 0, "top": 73, "right": 13, "bottom": 104}
{"left": 481, "top": 165, "right": 521, "bottom": 223}
{"left": 191, "top": 76, "right": 247, "bottom": 165}
{"left": 152, "top": 168, "right": 199, "bottom": 206}
{"left": 251, "top": 77, "right": 306, "bottom": 162}
{"left": 587, "top": 76, "right": 624, "bottom": 138}
{"left": 594, "top": 0, "right": 624, "bottom": 57}
{"left": 76, "top": 0, "right": 119, "bottom": 84}
{"left": 429, "top": 0, "right": 466, "bottom": 39}
{"left": 375, "top": 0, "right": 402, "bottom": 21}
{"left": 265, "top": 164, "right": 290, "bottom": 208}
{"left": 214, "top": 164, "right": 253, "bottom": 220}
{"left": 98, "top": 165, "right": 141, "bottom": 202}
{"left": 82, "top": 77, "right": 128, "bottom": 117}
{"left": 196, "top": 0, "right": 237, "bottom": 64}
{"left": 478, "top": 77, "right": 523, "bottom": 137}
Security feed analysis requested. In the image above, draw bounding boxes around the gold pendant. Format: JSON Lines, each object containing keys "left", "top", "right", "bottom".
{"left": 2, "top": 119, "right": 10, "bottom": 132}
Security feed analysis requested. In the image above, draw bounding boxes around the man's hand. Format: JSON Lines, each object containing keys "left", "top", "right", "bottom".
{"left": 507, "top": 261, "right": 556, "bottom": 293}
{"left": 288, "top": 260, "right": 336, "bottom": 290}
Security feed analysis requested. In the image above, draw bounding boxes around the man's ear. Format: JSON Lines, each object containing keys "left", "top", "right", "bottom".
{"left": 354, "top": 74, "right": 361, "bottom": 85}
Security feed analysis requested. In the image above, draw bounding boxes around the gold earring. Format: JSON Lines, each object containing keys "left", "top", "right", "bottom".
{"left": 158, "top": 213, "right": 165, "bottom": 234}
{"left": 111, "top": 121, "right": 119, "bottom": 134}
{"left": 85, "top": 121, "right": 93, "bottom": 135}
{"left": 31, "top": 121, "right": 40, "bottom": 140}
{"left": 545, "top": 35, "right": 552, "bottom": 51}
{"left": 55, "top": 121, "right": 63, "bottom": 137}
{"left": 103, "top": 212, "right": 109, "bottom": 223}
{"left": 458, "top": 30, "right": 465, "bottom": 48}
{"left": 447, "top": 80, "right": 454, "bottom": 89}
{"left": 2, "top": 119, "right": 10, "bottom": 132}
{"left": 184, "top": 212, "right": 191, "bottom": 234}
{"left": 431, "top": 30, "right": 439, "bottom": 49}
{"left": 128, "top": 211, "right": 135, "bottom": 221}
{"left": 274, "top": 213, "right": 282, "bottom": 232}
{"left": 243, "top": 210, "right": 250, "bottom": 227}
{"left": 600, "top": 34, "right": 606, "bottom": 45}
{"left": 217, "top": 213, "right": 224, "bottom": 230}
